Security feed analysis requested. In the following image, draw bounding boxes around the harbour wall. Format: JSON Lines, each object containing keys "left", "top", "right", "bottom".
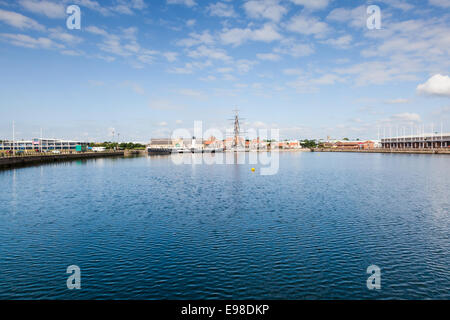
{"left": 0, "top": 151, "right": 125, "bottom": 169}
{"left": 313, "top": 148, "right": 450, "bottom": 154}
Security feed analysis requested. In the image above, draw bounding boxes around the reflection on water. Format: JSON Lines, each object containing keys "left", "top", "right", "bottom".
{"left": 0, "top": 152, "right": 449, "bottom": 299}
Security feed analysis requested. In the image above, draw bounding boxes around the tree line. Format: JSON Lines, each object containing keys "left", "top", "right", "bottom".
{"left": 89, "top": 142, "right": 146, "bottom": 150}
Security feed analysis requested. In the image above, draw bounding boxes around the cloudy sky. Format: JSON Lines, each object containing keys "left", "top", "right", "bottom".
{"left": 0, "top": 0, "right": 449, "bottom": 142}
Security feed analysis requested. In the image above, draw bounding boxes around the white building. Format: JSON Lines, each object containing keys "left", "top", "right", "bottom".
{"left": 381, "top": 133, "right": 450, "bottom": 149}
{"left": 0, "top": 138, "right": 88, "bottom": 151}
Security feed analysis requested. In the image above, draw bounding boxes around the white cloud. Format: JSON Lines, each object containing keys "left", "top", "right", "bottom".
{"left": 312, "top": 74, "right": 344, "bottom": 85}
{"left": 286, "top": 77, "right": 317, "bottom": 93}
{"left": 220, "top": 23, "right": 282, "bottom": 46}
{"left": 163, "top": 51, "right": 178, "bottom": 62}
{"left": 334, "top": 60, "right": 420, "bottom": 86}
{"left": 253, "top": 121, "right": 267, "bottom": 128}
{"left": 207, "top": 2, "right": 237, "bottom": 18}
{"left": 186, "top": 19, "right": 196, "bottom": 27}
{"left": 390, "top": 113, "right": 421, "bottom": 123}
{"left": 223, "top": 73, "right": 237, "bottom": 81}
{"left": 72, "top": 0, "right": 111, "bottom": 16}
{"left": 374, "top": 113, "right": 423, "bottom": 131}
{"left": 236, "top": 59, "right": 257, "bottom": 74}
{"left": 137, "top": 53, "right": 155, "bottom": 64}
{"left": 243, "top": 0, "right": 287, "bottom": 22}
{"left": 274, "top": 40, "right": 315, "bottom": 57}
{"left": 326, "top": 5, "right": 366, "bottom": 29}
{"left": 69, "top": 0, "right": 147, "bottom": 16}
{"left": 251, "top": 23, "right": 283, "bottom": 42}
{"left": 19, "top": 0, "right": 65, "bottom": 18}
{"left": 113, "top": 4, "right": 133, "bottom": 15}
{"left": 0, "top": 9, "right": 45, "bottom": 31}
{"left": 290, "top": 0, "right": 333, "bottom": 10}
{"left": 286, "top": 14, "right": 329, "bottom": 38}
{"left": 200, "top": 75, "right": 217, "bottom": 81}
{"left": 385, "top": 98, "right": 409, "bottom": 104}
{"left": 286, "top": 72, "right": 344, "bottom": 93}
{"left": 177, "top": 30, "right": 215, "bottom": 47}
{"left": 417, "top": 74, "right": 450, "bottom": 97}
{"left": 149, "top": 99, "right": 183, "bottom": 110}
{"left": 167, "top": 0, "right": 197, "bottom": 7}
{"left": 179, "top": 88, "right": 205, "bottom": 98}
{"left": 86, "top": 24, "right": 160, "bottom": 68}
{"left": 121, "top": 81, "right": 145, "bottom": 95}
{"left": 48, "top": 27, "right": 83, "bottom": 45}
{"left": 432, "top": 106, "right": 450, "bottom": 116}
{"left": 217, "top": 67, "right": 233, "bottom": 73}
{"left": 98, "top": 35, "right": 133, "bottom": 57}
{"left": 96, "top": 54, "right": 116, "bottom": 62}
{"left": 256, "top": 53, "right": 281, "bottom": 61}
{"left": 354, "top": 16, "right": 450, "bottom": 90}
{"left": 283, "top": 68, "right": 303, "bottom": 76}
{"left": 0, "top": 33, "right": 63, "bottom": 49}
{"left": 168, "top": 60, "right": 212, "bottom": 74}
{"left": 130, "top": 0, "right": 146, "bottom": 10}
{"left": 322, "top": 35, "right": 352, "bottom": 49}
{"left": 187, "top": 45, "right": 231, "bottom": 61}
{"left": 85, "top": 26, "right": 109, "bottom": 36}
{"left": 61, "top": 49, "right": 84, "bottom": 56}
{"left": 379, "top": 0, "right": 414, "bottom": 11}
{"left": 429, "top": 0, "right": 450, "bottom": 8}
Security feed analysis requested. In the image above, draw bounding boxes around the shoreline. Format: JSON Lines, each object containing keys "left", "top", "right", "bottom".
{"left": 0, "top": 151, "right": 125, "bottom": 170}
{"left": 313, "top": 148, "right": 450, "bottom": 155}
{"left": 3, "top": 147, "right": 448, "bottom": 170}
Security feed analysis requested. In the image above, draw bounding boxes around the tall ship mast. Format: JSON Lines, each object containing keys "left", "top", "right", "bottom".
{"left": 232, "top": 109, "right": 241, "bottom": 149}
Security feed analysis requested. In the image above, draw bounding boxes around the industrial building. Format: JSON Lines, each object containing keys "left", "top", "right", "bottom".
{"left": 0, "top": 138, "right": 89, "bottom": 152}
{"left": 381, "top": 133, "right": 450, "bottom": 149}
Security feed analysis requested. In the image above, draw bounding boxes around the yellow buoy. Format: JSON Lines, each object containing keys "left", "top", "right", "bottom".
{"left": 251, "top": 168, "right": 256, "bottom": 172}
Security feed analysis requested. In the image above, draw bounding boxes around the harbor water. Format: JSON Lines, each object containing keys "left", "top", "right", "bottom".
{"left": 0, "top": 152, "right": 449, "bottom": 299}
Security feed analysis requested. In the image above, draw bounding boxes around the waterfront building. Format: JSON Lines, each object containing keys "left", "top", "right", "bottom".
{"left": 336, "top": 140, "right": 375, "bottom": 150}
{"left": 276, "top": 140, "right": 302, "bottom": 149}
{"left": 149, "top": 138, "right": 173, "bottom": 148}
{"left": 323, "top": 140, "right": 375, "bottom": 150}
{"left": 0, "top": 138, "right": 88, "bottom": 151}
{"left": 223, "top": 137, "right": 244, "bottom": 150}
{"left": 372, "top": 140, "right": 382, "bottom": 148}
{"left": 248, "top": 138, "right": 267, "bottom": 150}
{"left": 223, "top": 137, "right": 234, "bottom": 150}
{"left": 381, "top": 133, "right": 450, "bottom": 149}
{"left": 286, "top": 140, "right": 302, "bottom": 149}
{"left": 204, "top": 136, "right": 223, "bottom": 149}
{"left": 149, "top": 138, "right": 204, "bottom": 149}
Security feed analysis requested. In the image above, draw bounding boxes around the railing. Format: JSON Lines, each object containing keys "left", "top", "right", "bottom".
{"left": 377, "top": 147, "right": 450, "bottom": 152}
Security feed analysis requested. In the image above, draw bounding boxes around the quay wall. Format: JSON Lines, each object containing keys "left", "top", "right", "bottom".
{"left": 313, "top": 148, "right": 450, "bottom": 154}
{"left": 0, "top": 151, "right": 125, "bottom": 169}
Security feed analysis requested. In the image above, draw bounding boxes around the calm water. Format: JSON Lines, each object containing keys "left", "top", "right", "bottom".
{"left": 0, "top": 152, "right": 449, "bottom": 300}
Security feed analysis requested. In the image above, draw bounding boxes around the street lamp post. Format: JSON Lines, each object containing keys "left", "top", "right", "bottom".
{"left": 12, "top": 121, "right": 15, "bottom": 157}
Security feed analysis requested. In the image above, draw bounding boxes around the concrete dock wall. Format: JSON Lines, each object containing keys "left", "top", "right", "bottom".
{"left": 313, "top": 148, "right": 450, "bottom": 154}
{"left": 0, "top": 151, "right": 125, "bottom": 169}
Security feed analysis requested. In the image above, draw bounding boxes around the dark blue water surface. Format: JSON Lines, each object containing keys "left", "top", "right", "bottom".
{"left": 0, "top": 152, "right": 449, "bottom": 299}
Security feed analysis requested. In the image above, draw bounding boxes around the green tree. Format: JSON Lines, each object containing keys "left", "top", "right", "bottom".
{"left": 300, "top": 139, "right": 317, "bottom": 148}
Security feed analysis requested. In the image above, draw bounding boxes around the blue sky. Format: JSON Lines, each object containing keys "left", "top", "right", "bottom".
{"left": 0, "top": 0, "right": 449, "bottom": 142}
